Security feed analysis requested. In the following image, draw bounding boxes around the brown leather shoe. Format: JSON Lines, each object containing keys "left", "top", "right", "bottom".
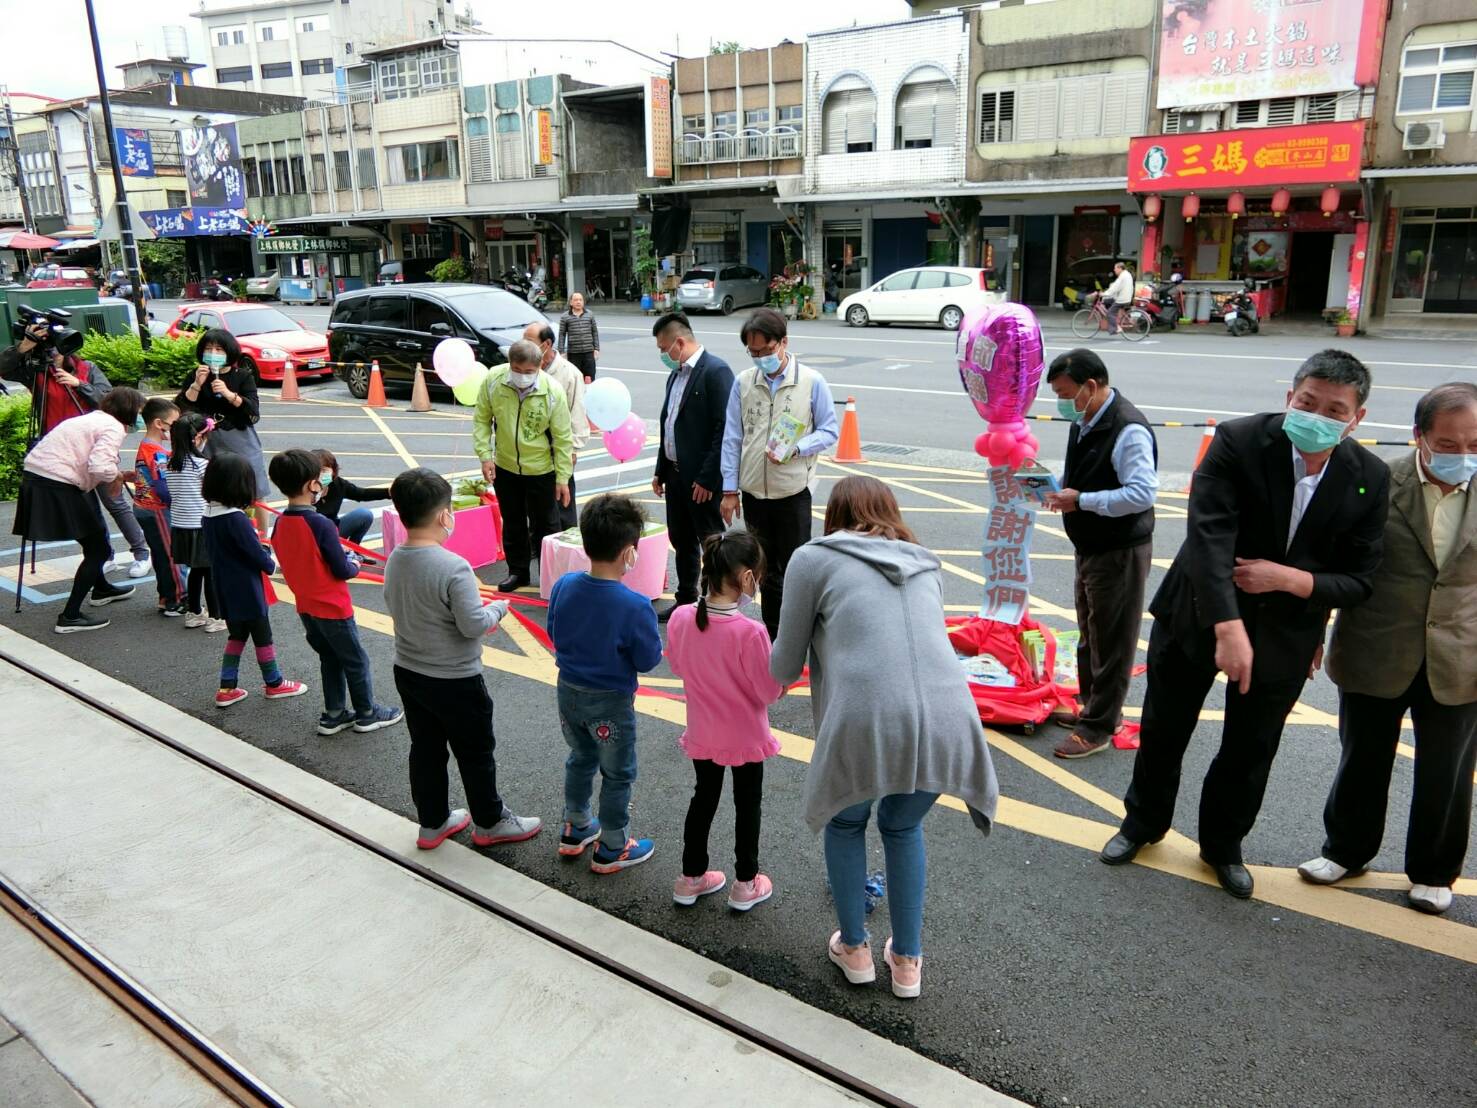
{"left": 1052, "top": 712, "right": 1081, "bottom": 729}
{"left": 1054, "top": 732, "right": 1110, "bottom": 759}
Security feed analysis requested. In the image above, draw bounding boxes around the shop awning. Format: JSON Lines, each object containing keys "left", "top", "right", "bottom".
{"left": 272, "top": 195, "right": 642, "bottom": 226}
{"left": 776, "top": 177, "right": 1128, "bottom": 205}
{"left": 54, "top": 238, "right": 100, "bottom": 251}
{"left": 0, "top": 231, "right": 61, "bottom": 250}
{"left": 1362, "top": 164, "right": 1477, "bottom": 178}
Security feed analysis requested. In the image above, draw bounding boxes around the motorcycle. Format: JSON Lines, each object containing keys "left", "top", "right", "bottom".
{"left": 1135, "top": 280, "right": 1183, "bottom": 332}
{"left": 203, "top": 276, "right": 235, "bottom": 302}
{"left": 495, "top": 266, "right": 532, "bottom": 301}
{"left": 1223, "top": 279, "right": 1260, "bottom": 336}
{"left": 527, "top": 273, "right": 549, "bottom": 311}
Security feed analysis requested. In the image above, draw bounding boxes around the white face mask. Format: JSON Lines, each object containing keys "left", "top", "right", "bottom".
{"left": 623, "top": 546, "right": 639, "bottom": 572}
{"left": 508, "top": 370, "right": 538, "bottom": 390}
{"left": 441, "top": 509, "right": 455, "bottom": 538}
{"left": 740, "top": 570, "right": 757, "bottom": 602}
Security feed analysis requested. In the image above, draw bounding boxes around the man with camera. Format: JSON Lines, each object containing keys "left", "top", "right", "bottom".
{"left": 2, "top": 313, "right": 152, "bottom": 577}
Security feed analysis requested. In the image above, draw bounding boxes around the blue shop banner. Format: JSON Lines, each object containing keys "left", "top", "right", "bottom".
{"left": 115, "top": 128, "right": 154, "bottom": 177}
{"left": 141, "top": 207, "right": 250, "bottom": 238}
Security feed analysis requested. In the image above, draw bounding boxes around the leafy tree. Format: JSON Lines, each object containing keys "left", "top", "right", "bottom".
{"left": 430, "top": 256, "right": 470, "bottom": 282}
{"left": 711, "top": 41, "right": 743, "bottom": 54}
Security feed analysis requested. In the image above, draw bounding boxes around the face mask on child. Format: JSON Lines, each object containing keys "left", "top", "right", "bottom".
{"left": 440, "top": 509, "right": 455, "bottom": 538}
{"left": 740, "top": 569, "right": 758, "bottom": 603}
{"left": 623, "top": 545, "right": 639, "bottom": 572}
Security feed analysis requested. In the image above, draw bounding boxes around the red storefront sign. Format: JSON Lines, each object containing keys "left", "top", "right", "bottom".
{"left": 1128, "top": 121, "right": 1364, "bottom": 192}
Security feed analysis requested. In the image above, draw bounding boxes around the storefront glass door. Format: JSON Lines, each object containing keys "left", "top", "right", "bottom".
{"left": 824, "top": 224, "right": 865, "bottom": 297}
{"left": 1426, "top": 220, "right": 1477, "bottom": 313}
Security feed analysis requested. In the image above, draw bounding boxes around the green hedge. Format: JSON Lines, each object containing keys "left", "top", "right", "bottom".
{"left": 78, "top": 333, "right": 201, "bottom": 390}
{"left": 0, "top": 391, "right": 31, "bottom": 500}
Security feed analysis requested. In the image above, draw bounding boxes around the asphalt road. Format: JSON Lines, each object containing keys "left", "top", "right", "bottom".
{"left": 5, "top": 308, "right": 1475, "bottom": 1108}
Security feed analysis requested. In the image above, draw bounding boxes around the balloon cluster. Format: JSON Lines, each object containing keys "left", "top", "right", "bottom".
{"left": 956, "top": 302, "right": 1046, "bottom": 470}
{"left": 430, "top": 338, "right": 646, "bottom": 462}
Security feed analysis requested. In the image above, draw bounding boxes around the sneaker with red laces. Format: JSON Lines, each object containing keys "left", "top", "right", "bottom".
{"left": 264, "top": 679, "right": 308, "bottom": 700}
{"left": 883, "top": 937, "right": 922, "bottom": 999}
{"left": 672, "top": 870, "right": 726, "bottom": 906}
{"left": 214, "top": 688, "right": 248, "bottom": 709}
{"left": 1053, "top": 732, "right": 1110, "bottom": 759}
{"left": 728, "top": 873, "right": 773, "bottom": 912}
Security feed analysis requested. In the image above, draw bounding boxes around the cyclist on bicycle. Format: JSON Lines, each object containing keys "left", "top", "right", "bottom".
{"left": 1096, "top": 262, "right": 1135, "bottom": 334}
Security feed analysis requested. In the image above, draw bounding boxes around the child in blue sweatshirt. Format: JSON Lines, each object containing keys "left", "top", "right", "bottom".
{"left": 547, "top": 494, "right": 664, "bottom": 873}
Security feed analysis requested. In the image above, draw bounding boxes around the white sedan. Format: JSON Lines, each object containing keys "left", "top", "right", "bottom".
{"left": 840, "top": 266, "right": 1005, "bottom": 331}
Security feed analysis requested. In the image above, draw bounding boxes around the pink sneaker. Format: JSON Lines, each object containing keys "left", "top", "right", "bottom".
{"left": 727, "top": 873, "right": 773, "bottom": 912}
{"left": 264, "top": 679, "right": 308, "bottom": 700}
{"left": 672, "top": 870, "right": 726, "bottom": 906}
{"left": 827, "top": 930, "right": 875, "bottom": 984}
{"left": 214, "top": 688, "right": 248, "bottom": 709}
{"left": 883, "top": 938, "right": 922, "bottom": 999}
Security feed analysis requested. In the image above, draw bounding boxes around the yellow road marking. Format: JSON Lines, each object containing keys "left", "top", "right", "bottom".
{"left": 361, "top": 406, "right": 420, "bottom": 468}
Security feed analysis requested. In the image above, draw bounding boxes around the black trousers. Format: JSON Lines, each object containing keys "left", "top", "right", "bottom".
{"left": 186, "top": 567, "right": 220, "bottom": 618}
{"left": 567, "top": 350, "right": 597, "bottom": 381}
{"left": 665, "top": 472, "right": 724, "bottom": 603}
{"left": 1322, "top": 666, "right": 1477, "bottom": 887}
{"left": 394, "top": 665, "right": 506, "bottom": 831}
{"left": 557, "top": 470, "right": 578, "bottom": 531}
{"left": 1120, "top": 620, "right": 1306, "bottom": 864}
{"left": 741, "top": 489, "right": 813, "bottom": 638}
{"left": 1073, "top": 542, "right": 1151, "bottom": 741}
{"left": 682, "top": 759, "right": 764, "bottom": 881}
{"left": 493, "top": 467, "right": 558, "bottom": 577}
{"left": 65, "top": 527, "right": 113, "bottom": 620}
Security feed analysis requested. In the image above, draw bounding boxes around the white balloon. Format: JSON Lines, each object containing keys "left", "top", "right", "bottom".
{"left": 584, "top": 378, "right": 633, "bottom": 432}
{"left": 432, "top": 338, "right": 477, "bottom": 385}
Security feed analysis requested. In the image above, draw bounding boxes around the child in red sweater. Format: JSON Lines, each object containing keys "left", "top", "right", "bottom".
{"left": 665, "top": 530, "right": 784, "bottom": 912}
{"left": 268, "top": 448, "right": 402, "bottom": 736}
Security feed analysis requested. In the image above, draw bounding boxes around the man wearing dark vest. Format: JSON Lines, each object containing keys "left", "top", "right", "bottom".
{"left": 1045, "top": 349, "right": 1159, "bottom": 759}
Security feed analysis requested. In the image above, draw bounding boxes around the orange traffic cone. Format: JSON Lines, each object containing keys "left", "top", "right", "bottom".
{"left": 366, "top": 359, "right": 387, "bottom": 408}
{"left": 1187, "top": 418, "right": 1216, "bottom": 491}
{"left": 409, "top": 362, "right": 432, "bottom": 412}
{"left": 279, "top": 358, "right": 301, "bottom": 401}
{"left": 834, "top": 396, "right": 863, "bottom": 463}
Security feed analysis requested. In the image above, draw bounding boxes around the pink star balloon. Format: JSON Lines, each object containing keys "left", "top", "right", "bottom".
{"left": 956, "top": 302, "right": 1045, "bottom": 469}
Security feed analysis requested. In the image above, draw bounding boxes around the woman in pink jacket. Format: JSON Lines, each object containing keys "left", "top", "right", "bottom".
{"left": 665, "top": 530, "right": 785, "bottom": 912}
{"left": 14, "top": 387, "right": 147, "bottom": 634}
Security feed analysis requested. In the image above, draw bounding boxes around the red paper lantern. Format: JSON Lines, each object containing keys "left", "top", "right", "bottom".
{"left": 1142, "top": 194, "right": 1162, "bottom": 223}
{"left": 1226, "top": 191, "right": 1246, "bottom": 220}
{"left": 1181, "top": 194, "right": 1201, "bottom": 222}
{"left": 1271, "top": 188, "right": 1292, "bottom": 217}
{"left": 1320, "top": 187, "right": 1341, "bottom": 217}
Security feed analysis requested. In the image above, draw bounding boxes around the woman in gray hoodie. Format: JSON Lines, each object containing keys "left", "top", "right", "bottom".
{"left": 771, "top": 475, "right": 998, "bottom": 999}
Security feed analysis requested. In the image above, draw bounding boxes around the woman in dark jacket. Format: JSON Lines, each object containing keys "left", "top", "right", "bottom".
{"left": 175, "top": 328, "right": 268, "bottom": 531}
{"left": 313, "top": 448, "right": 391, "bottom": 544}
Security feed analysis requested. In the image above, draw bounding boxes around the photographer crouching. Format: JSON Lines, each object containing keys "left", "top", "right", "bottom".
{"left": 1, "top": 308, "right": 153, "bottom": 577}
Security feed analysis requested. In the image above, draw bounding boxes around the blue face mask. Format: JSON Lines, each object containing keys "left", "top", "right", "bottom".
{"left": 1423, "top": 443, "right": 1477, "bottom": 485}
{"left": 1283, "top": 407, "right": 1350, "bottom": 454}
{"left": 754, "top": 352, "right": 782, "bottom": 375}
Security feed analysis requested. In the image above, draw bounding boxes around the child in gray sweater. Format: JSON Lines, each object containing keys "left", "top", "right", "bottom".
{"left": 384, "top": 467, "right": 541, "bottom": 851}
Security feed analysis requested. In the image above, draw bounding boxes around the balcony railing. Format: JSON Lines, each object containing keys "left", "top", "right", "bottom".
{"left": 677, "top": 126, "right": 803, "bottom": 165}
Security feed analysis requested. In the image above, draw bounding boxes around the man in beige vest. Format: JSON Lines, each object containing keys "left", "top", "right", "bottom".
{"left": 1300, "top": 381, "right": 1477, "bottom": 915}
{"left": 527, "top": 322, "right": 589, "bottom": 530}
{"left": 720, "top": 308, "right": 839, "bottom": 638}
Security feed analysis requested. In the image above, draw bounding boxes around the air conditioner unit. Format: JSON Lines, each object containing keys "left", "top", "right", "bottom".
{"left": 1178, "top": 112, "right": 1219, "bottom": 134}
{"left": 1403, "top": 119, "right": 1446, "bottom": 151}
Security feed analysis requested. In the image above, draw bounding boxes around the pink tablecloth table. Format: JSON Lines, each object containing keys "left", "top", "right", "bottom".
{"left": 381, "top": 503, "right": 504, "bottom": 569}
{"left": 539, "top": 527, "right": 670, "bottom": 600}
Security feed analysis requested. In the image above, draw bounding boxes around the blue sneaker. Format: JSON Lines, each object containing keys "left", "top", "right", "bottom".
{"left": 317, "top": 710, "right": 356, "bottom": 736}
{"left": 353, "top": 705, "right": 405, "bottom": 733}
{"left": 558, "top": 820, "right": 600, "bottom": 857}
{"left": 590, "top": 837, "right": 654, "bottom": 874}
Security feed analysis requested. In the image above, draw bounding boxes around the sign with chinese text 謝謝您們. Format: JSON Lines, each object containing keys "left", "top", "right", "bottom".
{"left": 257, "top": 236, "right": 369, "bottom": 254}
{"left": 980, "top": 466, "right": 1038, "bottom": 626}
{"left": 1157, "top": 0, "right": 1378, "bottom": 108}
{"left": 1128, "top": 120, "right": 1364, "bottom": 192}
{"left": 114, "top": 128, "right": 154, "bottom": 177}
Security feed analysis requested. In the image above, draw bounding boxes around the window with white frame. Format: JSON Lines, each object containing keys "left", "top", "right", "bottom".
{"left": 378, "top": 57, "right": 418, "bottom": 99}
{"left": 419, "top": 51, "right": 458, "bottom": 89}
{"left": 216, "top": 25, "right": 245, "bottom": 46}
{"left": 682, "top": 113, "right": 706, "bottom": 136}
{"left": 822, "top": 78, "right": 876, "bottom": 154}
{"left": 297, "top": 17, "right": 318, "bottom": 32}
{"left": 777, "top": 104, "right": 803, "bottom": 125}
{"left": 495, "top": 113, "right": 524, "bottom": 179}
{"left": 257, "top": 20, "right": 286, "bottom": 42}
{"left": 895, "top": 67, "right": 955, "bottom": 149}
{"left": 387, "top": 139, "right": 459, "bottom": 185}
{"left": 1397, "top": 42, "right": 1477, "bottom": 113}
{"left": 976, "top": 69, "right": 1146, "bottom": 144}
{"left": 744, "top": 108, "right": 769, "bottom": 127}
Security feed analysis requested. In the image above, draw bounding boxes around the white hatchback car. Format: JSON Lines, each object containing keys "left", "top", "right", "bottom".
{"left": 839, "top": 266, "right": 1005, "bottom": 330}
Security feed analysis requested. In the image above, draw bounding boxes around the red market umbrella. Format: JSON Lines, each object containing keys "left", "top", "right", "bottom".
{"left": 0, "top": 231, "right": 61, "bottom": 250}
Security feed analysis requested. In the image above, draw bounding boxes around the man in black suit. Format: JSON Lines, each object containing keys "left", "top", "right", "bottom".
{"left": 651, "top": 312, "right": 734, "bottom": 622}
{"left": 1100, "top": 350, "right": 1389, "bottom": 898}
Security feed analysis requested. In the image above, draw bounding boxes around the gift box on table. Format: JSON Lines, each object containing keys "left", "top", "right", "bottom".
{"left": 382, "top": 496, "right": 505, "bottom": 569}
{"left": 539, "top": 523, "right": 670, "bottom": 600}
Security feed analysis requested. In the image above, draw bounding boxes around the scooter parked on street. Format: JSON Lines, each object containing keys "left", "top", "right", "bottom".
{"left": 1223, "top": 279, "right": 1260, "bottom": 336}
{"left": 1137, "top": 276, "right": 1183, "bottom": 332}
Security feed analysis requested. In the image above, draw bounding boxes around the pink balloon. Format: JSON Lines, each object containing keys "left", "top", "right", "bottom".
{"left": 957, "top": 302, "right": 1046, "bottom": 467}
{"left": 432, "top": 338, "right": 477, "bottom": 386}
{"left": 602, "top": 413, "right": 646, "bottom": 463}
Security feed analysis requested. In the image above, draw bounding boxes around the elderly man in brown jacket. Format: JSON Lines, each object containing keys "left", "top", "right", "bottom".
{"left": 1299, "top": 381, "right": 1477, "bottom": 915}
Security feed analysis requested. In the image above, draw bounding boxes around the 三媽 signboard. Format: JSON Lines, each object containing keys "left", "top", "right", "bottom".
{"left": 1127, "top": 120, "right": 1364, "bottom": 191}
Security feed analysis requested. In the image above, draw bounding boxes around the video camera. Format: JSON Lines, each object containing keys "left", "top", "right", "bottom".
{"left": 12, "top": 304, "right": 84, "bottom": 358}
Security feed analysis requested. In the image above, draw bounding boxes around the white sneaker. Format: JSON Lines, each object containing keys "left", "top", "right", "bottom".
{"left": 1408, "top": 885, "right": 1453, "bottom": 914}
{"left": 127, "top": 556, "right": 151, "bottom": 578}
{"left": 1297, "top": 856, "right": 1354, "bottom": 885}
{"left": 183, "top": 613, "right": 209, "bottom": 629}
{"left": 203, "top": 618, "right": 228, "bottom": 633}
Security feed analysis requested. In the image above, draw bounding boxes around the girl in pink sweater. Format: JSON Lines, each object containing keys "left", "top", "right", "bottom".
{"left": 666, "top": 531, "right": 784, "bottom": 911}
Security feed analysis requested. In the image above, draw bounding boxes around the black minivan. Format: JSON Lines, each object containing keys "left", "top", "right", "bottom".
{"left": 328, "top": 283, "right": 546, "bottom": 398}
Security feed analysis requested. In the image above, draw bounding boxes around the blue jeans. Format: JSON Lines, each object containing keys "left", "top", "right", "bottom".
{"left": 824, "top": 791, "right": 939, "bottom": 957}
{"left": 299, "top": 613, "right": 375, "bottom": 717}
{"left": 558, "top": 679, "right": 638, "bottom": 850}
{"left": 338, "top": 507, "right": 374, "bottom": 545}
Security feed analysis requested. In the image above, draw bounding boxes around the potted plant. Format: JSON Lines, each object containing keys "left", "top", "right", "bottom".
{"left": 1333, "top": 308, "right": 1356, "bottom": 338}
{"left": 632, "top": 225, "right": 659, "bottom": 311}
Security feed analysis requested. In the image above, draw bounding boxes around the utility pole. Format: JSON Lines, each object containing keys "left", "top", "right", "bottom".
{"left": 1, "top": 88, "right": 36, "bottom": 233}
{"left": 83, "top": 0, "right": 150, "bottom": 347}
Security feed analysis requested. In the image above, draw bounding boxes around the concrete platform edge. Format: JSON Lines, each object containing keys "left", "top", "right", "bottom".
{"left": 0, "top": 624, "right": 1024, "bottom": 1108}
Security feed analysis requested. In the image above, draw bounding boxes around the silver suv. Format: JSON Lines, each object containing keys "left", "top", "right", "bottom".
{"left": 676, "top": 262, "right": 769, "bottom": 315}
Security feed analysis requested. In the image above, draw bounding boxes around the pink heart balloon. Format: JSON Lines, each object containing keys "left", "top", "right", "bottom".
{"left": 957, "top": 302, "right": 1046, "bottom": 468}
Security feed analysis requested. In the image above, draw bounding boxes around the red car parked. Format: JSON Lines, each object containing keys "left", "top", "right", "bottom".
{"left": 166, "top": 302, "right": 332, "bottom": 384}
{"left": 27, "top": 264, "right": 95, "bottom": 289}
